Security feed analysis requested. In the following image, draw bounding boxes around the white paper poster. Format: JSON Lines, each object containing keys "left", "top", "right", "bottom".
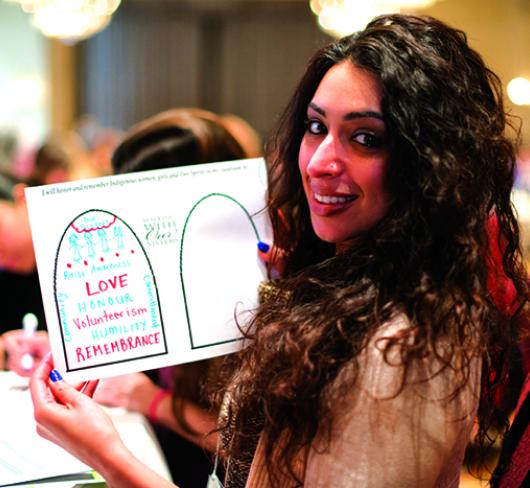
{"left": 25, "top": 158, "right": 271, "bottom": 382}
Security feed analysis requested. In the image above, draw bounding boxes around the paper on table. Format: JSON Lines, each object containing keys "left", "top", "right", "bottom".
{"left": 0, "top": 372, "right": 171, "bottom": 486}
{"left": 25, "top": 158, "right": 271, "bottom": 383}
{"left": 0, "top": 372, "right": 90, "bottom": 486}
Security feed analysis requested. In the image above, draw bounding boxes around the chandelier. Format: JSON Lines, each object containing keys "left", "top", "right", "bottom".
{"left": 309, "top": 0, "right": 440, "bottom": 38}
{"left": 5, "top": 0, "right": 121, "bottom": 43}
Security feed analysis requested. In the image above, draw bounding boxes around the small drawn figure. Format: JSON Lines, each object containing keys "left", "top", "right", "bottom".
{"left": 97, "top": 228, "right": 110, "bottom": 252}
{"left": 68, "top": 234, "right": 82, "bottom": 263}
{"left": 114, "top": 225, "right": 125, "bottom": 249}
{"left": 84, "top": 231, "right": 95, "bottom": 258}
{"left": 83, "top": 215, "right": 95, "bottom": 227}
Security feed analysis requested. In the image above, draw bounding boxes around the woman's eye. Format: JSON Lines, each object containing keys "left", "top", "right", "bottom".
{"left": 352, "top": 132, "right": 384, "bottom": 148}
{"left": 305, "top": 120, "right": 326, "bottom": 135}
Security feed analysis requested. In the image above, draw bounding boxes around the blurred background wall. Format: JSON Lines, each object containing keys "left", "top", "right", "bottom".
{"left": 76, "top": 0, "right": 330, "bottom": 139}
{"left": 0, "top": 0, "right": 529, "bottom": 149}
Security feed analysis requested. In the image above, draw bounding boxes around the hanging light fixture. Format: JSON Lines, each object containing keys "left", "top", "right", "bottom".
{"left": 309, "top": 0, "right": 440, "bottom": 38}
{"left": 5, "top": 0, "right": 121, "bottom": 43}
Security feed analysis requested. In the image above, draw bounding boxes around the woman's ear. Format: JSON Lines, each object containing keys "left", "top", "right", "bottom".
{"left": 12, "top": 183, "right": 28, "bottom": 205}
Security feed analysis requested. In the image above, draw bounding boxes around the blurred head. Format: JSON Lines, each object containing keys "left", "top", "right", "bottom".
{"left": 31, "top": 132, "right": 97, "bottom": 184}
{"left": 268, "top": 14, "right": 517, "bottom": 272}
{"left": 112, "top": 108, "right": 247, "bottom": 174}
{"left": 220, "top": 113, "right": 263, "bottom": 158}
{"left": 0, "top": 173, "right": 35, "bottom": 274}
{"left": 31, "top": 138, "right": 71, "bottom": 185}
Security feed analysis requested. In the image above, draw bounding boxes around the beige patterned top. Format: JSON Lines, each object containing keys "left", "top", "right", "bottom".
{"left": 244, "top": 315, "right": 482, "bottom": 487}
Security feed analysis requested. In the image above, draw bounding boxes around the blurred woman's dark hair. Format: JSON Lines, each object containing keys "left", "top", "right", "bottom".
{"left": 112, "top": 108, "right": 247, "bottom": 175}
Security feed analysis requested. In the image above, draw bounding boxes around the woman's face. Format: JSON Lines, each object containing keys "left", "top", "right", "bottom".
{"left": 298, "top": 61, "right": 390, "bottom": 247}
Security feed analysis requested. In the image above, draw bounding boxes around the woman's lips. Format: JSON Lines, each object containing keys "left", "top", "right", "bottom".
{"left": 314, "top": 192, "right": 358, "bottom": 204}
{"left": 310, "top": 192, "right": 358, "bottom": 215}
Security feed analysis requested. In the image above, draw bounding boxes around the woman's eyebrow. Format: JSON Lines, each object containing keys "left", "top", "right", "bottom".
{"left": 345, "top": 111, "right": 384, "bottom": 121}
{"left": 308, "top": 102, "right": 384, "bottom": 121}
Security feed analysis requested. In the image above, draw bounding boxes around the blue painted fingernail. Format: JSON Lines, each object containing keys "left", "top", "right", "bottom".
{"left": 49, "top": 369, "right": 63, "bottom": 382}
{"left": 257, "top": 241, "right": 270, "bottom": 253}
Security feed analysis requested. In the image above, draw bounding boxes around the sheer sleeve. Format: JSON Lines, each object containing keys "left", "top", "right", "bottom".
{"left": 304, "top": 316, "right": 481, "bottom": 488}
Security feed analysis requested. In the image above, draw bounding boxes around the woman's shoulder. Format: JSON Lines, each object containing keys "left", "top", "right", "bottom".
{"left": 305, "top": 313, "right": 482, "bottom": 487}
{"left": 359, "top": 313, "right": 482, "bottom": 401}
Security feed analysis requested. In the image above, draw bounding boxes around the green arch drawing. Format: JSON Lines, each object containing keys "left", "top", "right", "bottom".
{"left": 179, "top": 193, "right": 261, "bottom": 349}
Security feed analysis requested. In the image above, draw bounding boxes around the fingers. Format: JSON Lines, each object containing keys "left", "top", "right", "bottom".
{"left": 257, "top": 241, "right": 286, "bottom": 277}
{"left": 30, "top": 353, "right": 57, "bottom": 408}
{"left": 257, "top": 241, "right": 271, "bottom": 260}
{"left": 81, "top": 380, "right": 100, "bottom": 399}
{"left": 48, "top": 370, "right": 85, "bottom": 408}
{"left": 32, "top": 351, "right": 54, "bottom": 380}
{"left": 2, "top": 330, "right": 21, "bottom": 349}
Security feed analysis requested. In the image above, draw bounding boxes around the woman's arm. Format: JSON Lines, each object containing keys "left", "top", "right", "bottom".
{"left": 94, "top": 372, "right": 219, "bottom": 452}
{"left": 30, "top": 354, "right": 177, "bottom": 488}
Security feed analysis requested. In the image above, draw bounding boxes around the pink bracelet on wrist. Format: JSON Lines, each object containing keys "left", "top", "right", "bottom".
{"left": 147, "top": 389, "right": 170, "bottom": 423}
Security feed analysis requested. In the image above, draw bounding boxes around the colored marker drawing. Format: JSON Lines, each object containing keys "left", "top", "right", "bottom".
{"left": 54, "top": 209, "right": 167, "bottom": 372}
{"left": 180, "top": 193, "right": 262, "bottom": 349}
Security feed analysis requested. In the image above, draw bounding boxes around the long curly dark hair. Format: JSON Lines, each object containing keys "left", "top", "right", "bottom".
{"left": 218, "top": 14, "right": 528, "bottom": 485}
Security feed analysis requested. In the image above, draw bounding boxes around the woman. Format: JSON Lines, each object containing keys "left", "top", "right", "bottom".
{"left": 31, "top": 14, "right": 528, "bottom": 487}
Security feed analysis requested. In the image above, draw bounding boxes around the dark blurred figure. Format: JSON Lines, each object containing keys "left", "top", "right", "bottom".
{"left": 0, "top": 171, "right": 45, "bottom": 334}
{"left": 1, "top": 134, "right": 94, "bottom": 366}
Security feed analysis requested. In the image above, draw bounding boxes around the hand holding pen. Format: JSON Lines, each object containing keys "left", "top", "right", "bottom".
{"left": 3, "top": 325, "right": 50, "bottom": 377}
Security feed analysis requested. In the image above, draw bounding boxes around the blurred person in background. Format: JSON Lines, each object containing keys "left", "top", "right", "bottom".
{"left": 220, "top": 113, "right": 263, "bottom": 159}
{"left": 0, "top": 130, "right": 18, "bottom": 173}
{"left": 30, "top": 136, "right": 73, "bottom": 185}
{"left": 32, "top": 132, "right": 104, "bottom": 183}
{"left": 0, "top": 171, "right": 46, "bottom": 340}
{"left": 75, "top": 114, "right": 124, "bottom": 176}
{"left": 1, "top": 132, "right": 102, "bottom": 370}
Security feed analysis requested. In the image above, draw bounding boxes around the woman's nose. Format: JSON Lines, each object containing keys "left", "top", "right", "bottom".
{"left": 306, "top": 135, "right": 343, "bottom": 177}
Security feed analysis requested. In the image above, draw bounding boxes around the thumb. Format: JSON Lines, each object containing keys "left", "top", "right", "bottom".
{"left": 257, "top": 241, "right": 271, "bottom": 261}
{"left": 257, "top": 241, "right": 286, "bottom": 278}
{"left": 48, "top": 369, "right": 82, "bottom": 407}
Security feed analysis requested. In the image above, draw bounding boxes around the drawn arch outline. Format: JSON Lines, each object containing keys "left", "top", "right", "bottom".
{"left": 54, "top": 208, "right": 166, "bottom": 371}
{"left": 179, "top": 193, "right": 261, "bottom": 349}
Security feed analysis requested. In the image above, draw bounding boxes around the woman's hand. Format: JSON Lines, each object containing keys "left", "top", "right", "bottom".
{"left": 30, "top": 354, "right": 124, "bottom": 473}
{"left": 94, "top": 372, "right": 159, "bottom": 415}
{"left": 30, "top": 355, "right": 177, "bottom": 488}
{"left": 257, "top": 241, "right": 286, "bottom": 278}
